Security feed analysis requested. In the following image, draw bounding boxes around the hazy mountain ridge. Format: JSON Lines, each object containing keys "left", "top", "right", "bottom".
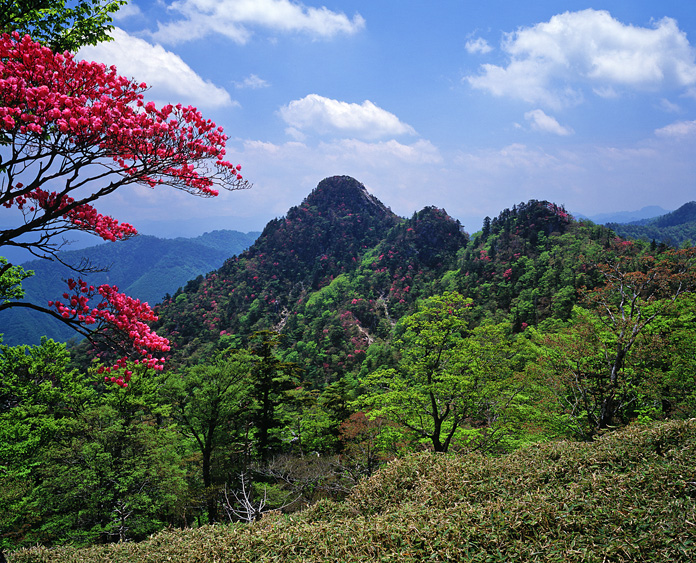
{"left": 0, "top": 230, "right": 260, "bottom": 346}
{"left": 607, "top": 201, "right": 696, "bottom": 246}
{"left": 580, "top": 205, "right": 671, "bottom": 224}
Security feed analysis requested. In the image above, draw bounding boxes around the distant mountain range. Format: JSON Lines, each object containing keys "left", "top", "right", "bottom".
{"left": 605, "top": 201, "right": 696, "bottom": 246}
{"left": 577, "top": 206, "right": 671, "bottom": 225}
{"left": 0, "top": 230, "right": 260, "bottom": 346}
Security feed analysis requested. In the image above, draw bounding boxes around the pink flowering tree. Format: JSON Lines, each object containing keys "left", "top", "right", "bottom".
{"left": 0, "top": 32, "right": 250, "bottom": 384}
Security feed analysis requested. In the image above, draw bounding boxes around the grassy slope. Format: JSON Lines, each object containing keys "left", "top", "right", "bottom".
{"left": 11, "top": 420, "right": 696, "bottom": 563}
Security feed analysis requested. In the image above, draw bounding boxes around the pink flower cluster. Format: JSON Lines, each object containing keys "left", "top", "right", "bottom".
{"left": 48, "top": 278, "right": 170, "bottom": 387}
{"left": 0, "top": 32, "right": 245, "bottom": 201}
{"left": 5, "top": 185, "right": 137, "bottom": 241}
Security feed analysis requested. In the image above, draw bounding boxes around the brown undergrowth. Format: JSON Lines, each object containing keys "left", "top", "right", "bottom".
{"left": 11, "top": 420, "right": 696, "bottom": 562}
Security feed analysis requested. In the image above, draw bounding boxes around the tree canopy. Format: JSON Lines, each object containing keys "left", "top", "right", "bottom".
{"left": 0, "top": 0, "right": 126, "bottom": 52}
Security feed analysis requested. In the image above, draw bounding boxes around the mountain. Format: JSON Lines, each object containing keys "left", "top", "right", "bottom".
{"left": 579, "top": 205, "right": 670, "bottom": 225}
{"left": 0, "top": 230, "right": 260, "bottom": 346}
{"left": 152, "top": 176, "right": 406, "bottom": 365}
{"left": 607, "top": 201, "right": 696, "bottom": 246}
{"left": 150, "top": 178, "right": 615, "bottom": 384}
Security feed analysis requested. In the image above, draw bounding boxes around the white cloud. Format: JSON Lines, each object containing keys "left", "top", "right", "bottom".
{"left": 658, "top": 98, "right": 681, "bottom": 113}
{"left": 466, "top": 9, "right": 696, "bottom": 108}
{"left": 592, "top": 86, "right": 619, "bottom": 99}
{"left": 524, "top": 109, "right": 573, "bottom": 135}
{"left": 234, "top": 74, "right": 270, "bottom": 89}
{"left": 655, "top": 120, "right": 696, "bottom": 137}
{"left": 112, "top": 2, "right": 142, "bottom": 20}
{"left": 320, "top": 138, "right": 442, "bottom": 165}
{"left": 279, "top": 94, "right": 416, "bottom": 139}
{"left": 243, "top": 138, "right": 440, "bottom": 165}
{"left": 454, "top": 143, "right": 567, "bottom": 172}
{"left": 465, "top": 37, "right": 492, "bottom": 54}
{"left": 78, "top": 28, "right": 235, "bottom": 109}
{"left": 152, "top": 0, "right": 365, "bottom": 45}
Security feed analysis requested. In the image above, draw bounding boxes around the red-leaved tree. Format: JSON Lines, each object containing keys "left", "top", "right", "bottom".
{"left": 0, "top": 32, "right": 250, "bottom": 385}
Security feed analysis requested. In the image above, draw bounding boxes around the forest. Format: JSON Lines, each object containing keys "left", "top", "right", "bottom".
{"left": 3, "top": 176, "right": 696, "bottom": 559}
{"left": 2, "top": 3, "right": 696, "bottom": 561}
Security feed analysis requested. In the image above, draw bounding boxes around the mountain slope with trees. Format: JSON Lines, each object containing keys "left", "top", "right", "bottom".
{"left": 607, "top": 201, "right": 696, "bottom": 246}
{"left": 152, "top": 185, "right": 609, "bottom": 382}
{"left": 5, "top": 176, "right": 696, "bottom": 556}
{"left": 0, "top": 230, "right": 259, "bottom": 346}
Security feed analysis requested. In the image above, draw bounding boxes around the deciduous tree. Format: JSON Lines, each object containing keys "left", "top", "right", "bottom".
{"left": 0, "top": 0, "right": 125, "bottom": 52}
{"left": 357, "top": 292, "right": 522, "bottom": 453}
{"left": 0, "top": 32, "right": 249, "bottom": 379}
{"left": 535, "top": 241, "right": 696, "bottom": 437}
{"left": 162, "top": 348, "right": 253, "bottom": 524}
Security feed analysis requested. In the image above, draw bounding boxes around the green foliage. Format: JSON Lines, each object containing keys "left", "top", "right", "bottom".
{"left": 162, "top": 347, "right": 254, "bottom": 524}
{"left": 530, "top": 243, "right": 696, "bottom": 438}
{"left": 0, "top": 0, "right": 126, "bottom": 52}
{"left": 247, "top": 331, "right": 302, "bottom": 461}
{"left": 357, "top": 292, "right": 525, "bottom": 453}
{"left": 456, "top": 202, "right": 610, "bottom": 327}
{"left": 11, "top": 420, "right": 696, "bottom": 562}
{"left": 0, "top": 340, "right": 187, "bottom": 549}
{"left": 0, "top": 257, "right": 32, "bottom": 305}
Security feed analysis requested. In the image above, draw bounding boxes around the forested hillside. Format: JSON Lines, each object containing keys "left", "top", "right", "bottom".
{"left": 151, "top": 177, "right": 608, "bottom": 379}
{"left": 607, "top": 201, "right": 696, "bottom": 246}
{"left": 4, "top": 176, "right": 696, "bottom": 558}
{"left": 0, "top": 230, "right": 259, "bottom": 346}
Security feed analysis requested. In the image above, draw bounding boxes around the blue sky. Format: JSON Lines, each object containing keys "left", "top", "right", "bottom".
{"left": 76, "top": 0, "right": 696, "bottom": 238}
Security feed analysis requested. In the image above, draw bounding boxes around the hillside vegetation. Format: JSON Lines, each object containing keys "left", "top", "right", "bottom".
{"left": 0, "top": 230, "right": 259, "bottom": 346}
{"left": 11, "top": 420, "right": 696, "bottom": 563}
{"left": 4, "top": 177, "right": 696, "bottom": 559}
{"left": 607, "top": 201, "right": 696, "bottom": 247}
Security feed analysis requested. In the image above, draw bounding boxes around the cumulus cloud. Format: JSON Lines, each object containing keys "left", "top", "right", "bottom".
{"left": 465, "top": 37, "right": 492, "bottom": 54}
{"left": 655, "top": 119, "right": 696, "bottom": 137}
{"left": 152, "top": 0, "right": 365, "bottom": 45}
{"left": 78, "top": 28, "right": 235, "bottom": 109}
{"left": 466, "top": 9, "right": 696, "bottom": 108}
{"left": 524, "top": 109, "right": 573, "bottom": 135}
{"left": 279, "top": 94, "right": 417, "bottom": 139}
{"left": 321, "top": 138, "right": 442, "bottom": 165}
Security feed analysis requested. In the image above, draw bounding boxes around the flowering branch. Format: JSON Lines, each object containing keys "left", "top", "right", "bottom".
{"left": 0, "top": 32, "right": 249, "bottom": 259}
{"left": 0, "top": 32, "right": 251, "bottom": 380}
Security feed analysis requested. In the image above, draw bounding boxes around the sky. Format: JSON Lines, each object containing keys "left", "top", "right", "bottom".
{"left": 64, "top": 0, "right": 696, "bottom": 238}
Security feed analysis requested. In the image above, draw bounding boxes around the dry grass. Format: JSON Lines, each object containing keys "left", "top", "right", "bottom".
{"left": 11, "top": 420, "right": 696, "bottom": 562}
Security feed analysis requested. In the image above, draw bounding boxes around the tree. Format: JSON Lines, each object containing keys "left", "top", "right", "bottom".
{"left": 0, "top": 0, "right": 126, "bottom": 53}
{"left": 247, "top": 330, "right": 301, "bottom": 461}
{"left": 0, "top": 33, "right": 249, "bottom": 379}
{"left": 357, "top": 292, "right": 523, "bottom": 453}
{"left": 0, "top": 338, "right": 188, "bottom": 548}
{"left": 581, "top": 242, "right": 696, "bottom": 429}
{"left": 535, "top": 242, "right": 696, "bottom": 437}
{"left": 162, "top": 348, "right": 253, "bottom": 524}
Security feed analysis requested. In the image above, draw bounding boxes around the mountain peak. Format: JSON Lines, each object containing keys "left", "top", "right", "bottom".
{"left": 303, "top": 176, "right": 394, "bottom": 220}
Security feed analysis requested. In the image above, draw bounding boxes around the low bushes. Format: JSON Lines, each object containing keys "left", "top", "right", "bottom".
{"left": 11, "top": 420, "right": 696, "bottom": 562}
